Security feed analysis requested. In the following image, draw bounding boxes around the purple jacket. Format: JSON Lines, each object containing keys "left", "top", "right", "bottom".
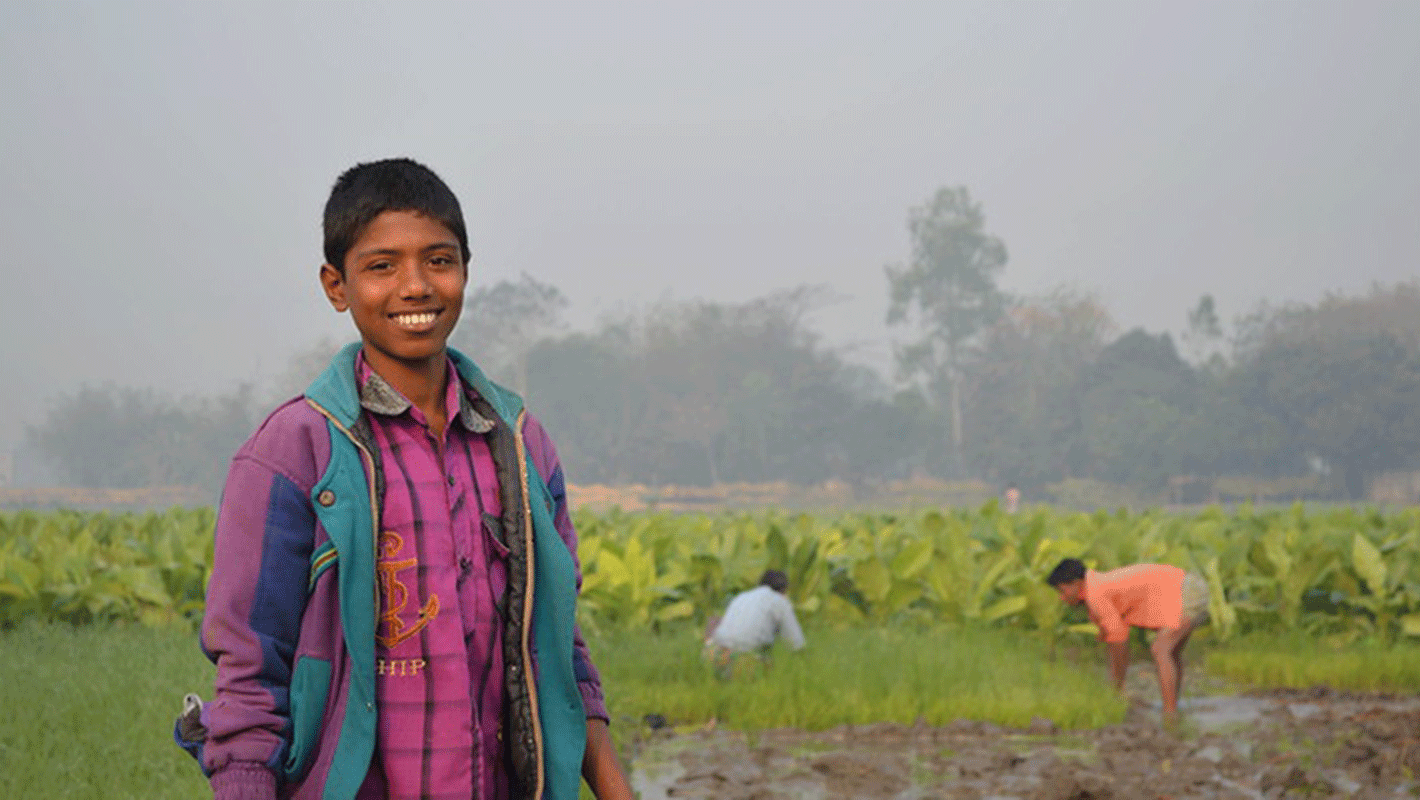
{"left": 193, "top": 345, "right": 603, "bottom": 800}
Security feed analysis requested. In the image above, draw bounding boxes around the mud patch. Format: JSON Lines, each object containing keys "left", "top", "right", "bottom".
{"left": 630, "top": 691, "right": 1420, "bottom": 799}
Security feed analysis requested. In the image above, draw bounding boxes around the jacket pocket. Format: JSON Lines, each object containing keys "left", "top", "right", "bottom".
{"left": 284, "top": 655, "right": 332, "bottom": 784}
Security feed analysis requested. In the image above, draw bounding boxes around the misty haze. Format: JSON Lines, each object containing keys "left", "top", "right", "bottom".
{"left": 2, "top": 2, "right": 1418, "bottom": 510}
{"left": 9, "top": 6, "right": 1420, "bottom": 800}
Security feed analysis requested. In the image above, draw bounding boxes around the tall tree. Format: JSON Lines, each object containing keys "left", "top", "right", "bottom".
{"left": 452, "top": 273, "right": 568, "bottom": 395}
{"left": 885, "top": 186, "right": 1008, "bottom": 475}
{"left": 1180, "top": 294, "right": 1227, "bottom": 370}
{"left": 1077, "top": 329, "right": 1199, "bottom": 487}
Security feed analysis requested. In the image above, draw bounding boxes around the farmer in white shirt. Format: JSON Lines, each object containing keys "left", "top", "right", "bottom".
{"left": 704, "top": 570, "right": 805, "bottom": 678}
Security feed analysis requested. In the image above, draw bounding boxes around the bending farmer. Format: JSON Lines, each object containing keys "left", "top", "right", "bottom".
{"left": 1047, "top": 559, "right": 1209, "bottom": 721}
{"left": 704, "top": 570, "right": 805, "bottom": 677}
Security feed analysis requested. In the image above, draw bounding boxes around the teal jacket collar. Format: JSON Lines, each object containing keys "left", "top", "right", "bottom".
{"left": 306, "top": 343, "right": 522, "bottom": 430}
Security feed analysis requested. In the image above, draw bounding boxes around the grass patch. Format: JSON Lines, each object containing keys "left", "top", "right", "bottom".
{"left": 34, "top": 620, "right": 1407, "bottom": 798}
{"left": 586, "top": 623, "right": 1127, "bottom": 733}
{"left": 0, "top": 619, "right": 213, "bottom": 799}
{"left": 1, "top": 620, "right": 1120, "bottom": 799}
{"left": 1202, "top": 631, "right": 1420, "bottom": 691}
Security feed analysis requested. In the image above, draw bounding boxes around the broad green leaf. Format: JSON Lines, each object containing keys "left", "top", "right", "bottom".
{"left": 1352, "top": 533, "right": 1388, "bottom": 594}
{"left": 982, "top": 595, "right": 1028, "bottom": 622}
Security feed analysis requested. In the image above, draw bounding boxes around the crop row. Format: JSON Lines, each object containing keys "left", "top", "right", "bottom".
{"left": 2, "top": 504, "right": 1419, "bottom": 641}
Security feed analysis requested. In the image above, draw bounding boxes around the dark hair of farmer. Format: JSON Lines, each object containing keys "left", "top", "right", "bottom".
{"left": 759, "top": 569, "right": 789, "bottom": 594}
{"left": 1046, "top": 558, "right": 1087, "bottom": 587}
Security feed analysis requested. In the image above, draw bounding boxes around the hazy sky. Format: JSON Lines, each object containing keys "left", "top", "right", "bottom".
{"left": 2, "top": 1, "right": 1418, "bottom": 451}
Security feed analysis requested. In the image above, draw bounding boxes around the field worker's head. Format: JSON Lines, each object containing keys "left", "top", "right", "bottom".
{"left": 1046, "top": 558, "right": 1087, "bottom": 605}
{"left": 759, "top": 569, "right": 789, "bottom": 594}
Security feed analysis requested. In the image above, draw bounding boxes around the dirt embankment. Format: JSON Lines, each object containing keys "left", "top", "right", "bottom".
{"left": 630, "top": 688, "right": 1420, "bottom": 799}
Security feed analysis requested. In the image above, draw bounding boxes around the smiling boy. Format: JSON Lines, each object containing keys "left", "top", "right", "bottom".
{"left": 188, "top": 159, "right": 632, "bottom": 800}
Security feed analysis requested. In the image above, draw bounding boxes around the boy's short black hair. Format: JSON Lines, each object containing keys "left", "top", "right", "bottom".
{"left": 323, "top": 157, "right": 470, "bottom": 272}
{"left": 759, "top": 569, "right": 789, "bottom": 593}
{"left": 1046, "top": 558, "right": 1086, "bottom": 587}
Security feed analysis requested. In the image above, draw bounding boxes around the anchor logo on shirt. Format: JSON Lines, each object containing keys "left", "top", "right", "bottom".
{"left": 375, "top": 530, "right": 440, "bottom": 649}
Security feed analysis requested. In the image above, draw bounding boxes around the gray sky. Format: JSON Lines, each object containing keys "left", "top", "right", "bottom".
{"left": 2, "top": 1, "right": 1418, "bottom": 451}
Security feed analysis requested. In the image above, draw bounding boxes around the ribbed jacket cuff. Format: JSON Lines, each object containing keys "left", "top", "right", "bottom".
{"left": 210, "top": 763, "right": 277, "bottom": 800}
{"left": 579, "top": 681, "right": 610, "bottom": 722}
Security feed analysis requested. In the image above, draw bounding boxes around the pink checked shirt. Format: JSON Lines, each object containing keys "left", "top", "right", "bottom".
{"left": 355, "top": 354, "right": 511, "bottom": 800}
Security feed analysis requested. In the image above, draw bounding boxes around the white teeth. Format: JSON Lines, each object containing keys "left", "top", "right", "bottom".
{"left": 394, "top": 312, "right": 436, "bottom": 327}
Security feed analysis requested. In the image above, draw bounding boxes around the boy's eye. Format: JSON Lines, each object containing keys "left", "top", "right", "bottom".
{"left": 367, "top": 261, "right": 393, "bottom": 272}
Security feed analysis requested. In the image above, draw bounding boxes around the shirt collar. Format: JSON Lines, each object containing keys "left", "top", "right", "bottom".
{"left": 355, "top": 352, "right": 495, "bottom": 433}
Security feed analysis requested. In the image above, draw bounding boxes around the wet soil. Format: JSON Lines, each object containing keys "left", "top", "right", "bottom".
{"left": 627, "top": 687, "right": 1420, "bottom": 799}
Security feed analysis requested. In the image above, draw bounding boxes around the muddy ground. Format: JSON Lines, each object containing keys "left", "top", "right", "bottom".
{"left": 626, "top": 685, "right": 1420, "bottom": 799}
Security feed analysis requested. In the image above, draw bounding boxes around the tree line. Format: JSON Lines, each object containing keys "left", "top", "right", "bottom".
{"left": 22, "top": 188, "right": 1420, "bottom": 503}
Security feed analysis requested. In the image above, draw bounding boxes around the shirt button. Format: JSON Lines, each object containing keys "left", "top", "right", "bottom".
{"left": 317, "top": 490, "right": 336, "bottom": 507}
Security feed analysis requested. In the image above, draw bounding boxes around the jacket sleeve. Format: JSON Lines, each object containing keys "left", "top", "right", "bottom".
{"left": 522, "top": 413, "right": 610, "bottom": 722}
{"left": 200, "top": 440, "right": 318, "bottom": 796}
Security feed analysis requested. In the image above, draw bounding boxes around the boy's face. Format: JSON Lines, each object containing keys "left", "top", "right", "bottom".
{"left": 320, "top": 210, "right": 466, "bottom": 376}
{"left": 1056, "top": 579, "right": 1085, "bottom": 606}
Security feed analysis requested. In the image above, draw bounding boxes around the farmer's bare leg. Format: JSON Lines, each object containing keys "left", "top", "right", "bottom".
{"left": 1150, "top": 618, "right": 1197, "bottom": 718}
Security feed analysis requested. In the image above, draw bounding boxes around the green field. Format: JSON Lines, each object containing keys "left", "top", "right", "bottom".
{"left": 7, "top": 503, "right": 1418, "bottom": 641}
{"left": 4, "top": 504, "right": 1420, "bottom": 797}
{"left": 4, "top": 619, "right": 1420, "bottom": 799}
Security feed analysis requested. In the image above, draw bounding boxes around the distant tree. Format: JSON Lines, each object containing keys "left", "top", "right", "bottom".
{"left": 1077, "top": 329, "right": 1198, "bottom": 487}
{"left": 885, "top": 186, "right": 1008, "bottom": 476}
{"left": 1180, "top": 294, "right": 1228, "bottom": 370}
{"left": 1228, "top": 332, "right": 1420, "bottom": 498}
{"left": 525, "top": 327, "right": 647, "bottom": 484}
{"left": 527, "top": 287, "right": 915, "bottom": 487}
{"left": 1233, "top": 281, "right": 1420, "bottom": 359}
{"left": 962, "top": 289, "right": 1114, "bottom": 487}
{"left": 25, "top": 384, "right": 256, "bottom": 496}
{"left": 452, "top": 273, "right": 568, "bottom": 395}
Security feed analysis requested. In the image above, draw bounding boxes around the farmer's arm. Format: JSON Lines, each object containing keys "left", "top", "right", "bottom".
{"left": 1106, "top": 640, "right": 1130, "bottom": 691}
{"left": 582, "top": 718, "right": 633, "bottom": 800}
{"left": 777, "top": 595, "right": 806, "bottom": 650}
{"left": 1085, "top": 590, "right": 1130, "bottom": 693}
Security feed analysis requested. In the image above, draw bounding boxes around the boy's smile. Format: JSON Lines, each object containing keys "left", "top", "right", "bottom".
{"left": 320, "top": 209, "right": 466, "bottom": 380}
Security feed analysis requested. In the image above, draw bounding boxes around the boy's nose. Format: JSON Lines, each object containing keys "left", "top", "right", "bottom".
{"left": 399, "top": 265, "right": 433, "bottom": 297}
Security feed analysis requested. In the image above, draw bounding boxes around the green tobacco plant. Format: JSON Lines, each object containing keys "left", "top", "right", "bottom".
{"left": 1337, "top": 530, "right": 1420, "bottom": 642}
{"left": 6, "top": 505, "right": 1420, "bottom": 637}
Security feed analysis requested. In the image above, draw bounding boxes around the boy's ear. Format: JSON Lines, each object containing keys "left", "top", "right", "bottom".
{"left": 320, "top": 263, "right": 349, "bottom": 312}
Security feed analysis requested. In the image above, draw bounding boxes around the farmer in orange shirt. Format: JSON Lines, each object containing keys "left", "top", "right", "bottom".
{"left": 1047, "top": 559, "right": 1209, "bottom": 721}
